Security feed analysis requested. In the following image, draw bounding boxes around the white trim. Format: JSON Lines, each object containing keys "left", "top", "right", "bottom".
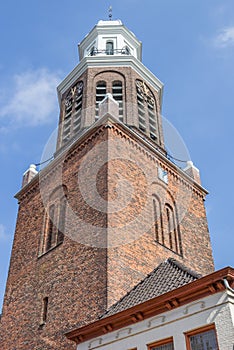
{"left": 77, "top": 292, "right": 232, "bottom": 350}
{"left": 57, "top": 56, "right": 164, "bottom": 106}
{"left": 78, "top": 21, "right": 141, "bottom": 61}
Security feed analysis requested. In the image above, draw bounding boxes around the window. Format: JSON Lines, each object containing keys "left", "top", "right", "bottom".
{"left": 158, "top": 167, "right": 168, "bottom": 184}
{"left": 95, "top": 81, "right": 107, "bottom": 118}
{"left": 40, "top": 297, "right": 48, "bottom": 326}
{"left": 136, "top": 84, "right": 146, "bottom": 132}
{"left": 152, "top": 195, "right": 164, "bottom": 245}
{"left": 136, "top": 80, "right": 158, "bottom": 141}
{"left": 62, "top": 81, "right": 83, "bottom": 146}
{"left": 165, "top": 204, "right": 180, "bottom": 254}
{"left": 152, "top": 196, "right": 182, "bottom": 256}
{"left": 46, "top": 204, "right": 55, "bottom": 251}
{"left": 112, "top": 81, "right": 123, "bottom": 121}
{"left": 106, "top": 41, "right": 114, "bottom": 55}
{"left": 148, "top": 337, "right": 174, "bottom": 350}
{"left": 185, "top": 325, "right": 219, "bottom": 350}
{"left": 40, "top": 187, "right": 67, "bottom": 255}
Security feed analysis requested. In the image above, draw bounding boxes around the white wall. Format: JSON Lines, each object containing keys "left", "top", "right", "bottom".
{"left": 77, "top": 291, "right": 234, "bottom": 350}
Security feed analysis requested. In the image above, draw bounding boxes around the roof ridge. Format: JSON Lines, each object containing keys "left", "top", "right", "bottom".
{"left": 167, "top": 258, "right": 202, "bottom": 279}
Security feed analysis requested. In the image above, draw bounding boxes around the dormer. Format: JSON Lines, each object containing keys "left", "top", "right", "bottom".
{"left": 78, "top": 20, "right": 142, "bottom": 61}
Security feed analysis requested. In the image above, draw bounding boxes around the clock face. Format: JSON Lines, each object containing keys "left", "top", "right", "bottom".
{"left": 64, "top": 81, "right": 84, "bottom": 108}
{"left": 136, "top": 80, "right": 154, "bottom": 105}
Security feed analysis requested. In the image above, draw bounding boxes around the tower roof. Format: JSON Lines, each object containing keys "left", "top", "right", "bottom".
{"left": 78, "top": 19, "right": 142, "bottom": 61}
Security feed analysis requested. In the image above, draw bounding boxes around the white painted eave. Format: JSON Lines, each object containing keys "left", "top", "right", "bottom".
{"left": 57, "top": 55, "right": 164, "bottom": 106}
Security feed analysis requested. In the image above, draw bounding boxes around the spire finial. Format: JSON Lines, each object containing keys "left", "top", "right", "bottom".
{"left": 108, "top": 6, "right": 112, "bottom": 20}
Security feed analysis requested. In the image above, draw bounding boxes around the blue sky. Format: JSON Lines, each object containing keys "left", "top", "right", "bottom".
{"left": 0, "top": 0, "right": 234, "bottom": 309}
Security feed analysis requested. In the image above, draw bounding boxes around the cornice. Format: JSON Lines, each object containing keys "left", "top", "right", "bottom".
{"left": 57, "top": 56, "right": 164, "bottom": 106}
{"left": 78, "top": 23, "right": 142, "bottom": 61}
{"left": 65, "top": 267, "right": 234, "bottom": 344}
{"left": 16, "top": 115, "right": 208, "bottom": 202}
{"left": 59, "top": 116, "right": 209, "bottom": 197}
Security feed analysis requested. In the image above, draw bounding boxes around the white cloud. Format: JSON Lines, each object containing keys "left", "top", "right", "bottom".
{"left": 0, "top": 224, "right": 8, "bottom": 241}
{"left": 214, "top": 26, "right": 234, "bottom": 48}
{"left": 0, "top": 68, "right": 62, "bottom": 127}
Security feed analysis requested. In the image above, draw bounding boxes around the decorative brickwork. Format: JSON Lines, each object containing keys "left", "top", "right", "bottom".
{"left": 56, "top": 67, "right": 164, "bottom": 152}
{"left": 0, "top": 117, "right": 214, "bottom": 349}
{"left": 0, "top": 20, "right": 215, "bottom": 350}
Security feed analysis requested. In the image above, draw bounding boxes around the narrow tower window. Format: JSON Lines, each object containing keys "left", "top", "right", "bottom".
{"left": 152, "top": 196, "right": 164, "bottom": 245}
{"left": 106, "top": 41, "right": 114, "bottom": 55}
{"left": 165, "top": 204, "right": 180, "bottom": 254}
{"left": 148, "top": 99, "right": 157, "bottom": 141}
{"left": 40, "top": 297, "right": 48, "bottom": 325}
{"left": 96, "top": 81, "right": 107, "bottom": 118}
{"left": 46, "top": 205, "right": 55, "bottom": 251}
{"left": 58, "top": 198, "right": 66, "bottom": 244}
{"left": 40, "top": 188, "right": 67, "bottom": 256}
{"left": 73, "top": 82, "right": 83, "bottom": 135}
{"left": 166, "top": 207, "right": 173, "bottom": 250}
{"left": 136, "top": 80, "right": 159, "bottom": 141}
{"left": 62, "top": 81, "right": 83, "bottom": 146}
{"left": 153, "top": 198, "right": 182, "bottom": 256}
{"left": 112, "top": 81, "right": 123, "bottom": 121}
{"left": 136, "top": 85, "right": 146, "bottom": 132}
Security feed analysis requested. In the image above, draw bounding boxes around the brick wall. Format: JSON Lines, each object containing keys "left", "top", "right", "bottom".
{"left": 56, "top": 66, "right": 164, "bottom": 152}
{"left": 0, "top": 118, "right": 214, "bottom": 349}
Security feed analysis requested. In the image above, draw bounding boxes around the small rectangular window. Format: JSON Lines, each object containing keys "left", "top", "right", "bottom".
{"left": 185, "top": 325, "right": 219, "bottom": 350}
{"left": 106, "top": 40, "right": 114, "bottom": 55}
{"left": 40, "top": 297, "right": 48, "bottom": 326}
{"left": 148, "top": 337, "right": 174, "bottom": 350}
{"left": 158, "top": 167, "right": 168, "bottom": 184}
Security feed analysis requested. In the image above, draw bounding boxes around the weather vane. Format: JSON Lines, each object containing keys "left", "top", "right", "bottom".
{"left": 108, "top": 6, "right": 112, "bottom": 20}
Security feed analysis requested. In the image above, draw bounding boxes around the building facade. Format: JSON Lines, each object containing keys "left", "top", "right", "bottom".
{"left": 66, "top": 265, "right": 234, "bottom": 350}
{"left": 0, "top": 19, "right": 215, "bottom": 350}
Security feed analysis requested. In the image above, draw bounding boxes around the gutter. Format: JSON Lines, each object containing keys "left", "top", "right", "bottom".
{"left": 223, "top": 278, "right": 234, "bottom": 293}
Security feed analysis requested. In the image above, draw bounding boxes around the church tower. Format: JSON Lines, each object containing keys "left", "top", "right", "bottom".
{"left": 0, "top": 19, "right": 214, "bottom": 350}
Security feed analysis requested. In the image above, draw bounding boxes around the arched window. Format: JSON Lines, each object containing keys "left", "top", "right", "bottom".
{"left": 165, "top": 204, "right": 181, "bottom": 254}
{"left": 112, "top": 81, "right": 123, "bottom": 121}
{"left": 106, "top": 41, "right": 114, "bottom": 55}
{"left": 148, "top": 99, "right": 157, "bottom": 140}
{"left": 95, "top": 81, "right": 107, "bottom": 118}
{"left": 152, "top": 195, "right": 164, "bottom": 244}
{"left": 40, "top": 188, "right": 67, "bottom": 255}
{"left": 152, "top": 196, "right": 182, "bottom": 255}
{"left": 58, "top": 197, "right": 66, "bottom": 244}
{"left": 46, "top": 204, "right": 55, "bottom": 251}
{"left": 62, "top": 81, "right": 83, "bottom": 146}
{"left": 136, "top": 84, "right": 146, "bottom": 132}
{"left": 136, "top": 80, "right": 158, "bottom": 141}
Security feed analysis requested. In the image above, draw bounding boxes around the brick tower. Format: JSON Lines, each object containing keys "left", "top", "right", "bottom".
{"left": 0, "top": 20, "right": 214, "bottom": 350}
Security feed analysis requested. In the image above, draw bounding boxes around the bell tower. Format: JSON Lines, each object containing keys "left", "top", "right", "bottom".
{"left": 0, "top": 19, "right": 214, "bottom": 350}
{"left": 56, "top": 20, "right": 164, "bottom": 153}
